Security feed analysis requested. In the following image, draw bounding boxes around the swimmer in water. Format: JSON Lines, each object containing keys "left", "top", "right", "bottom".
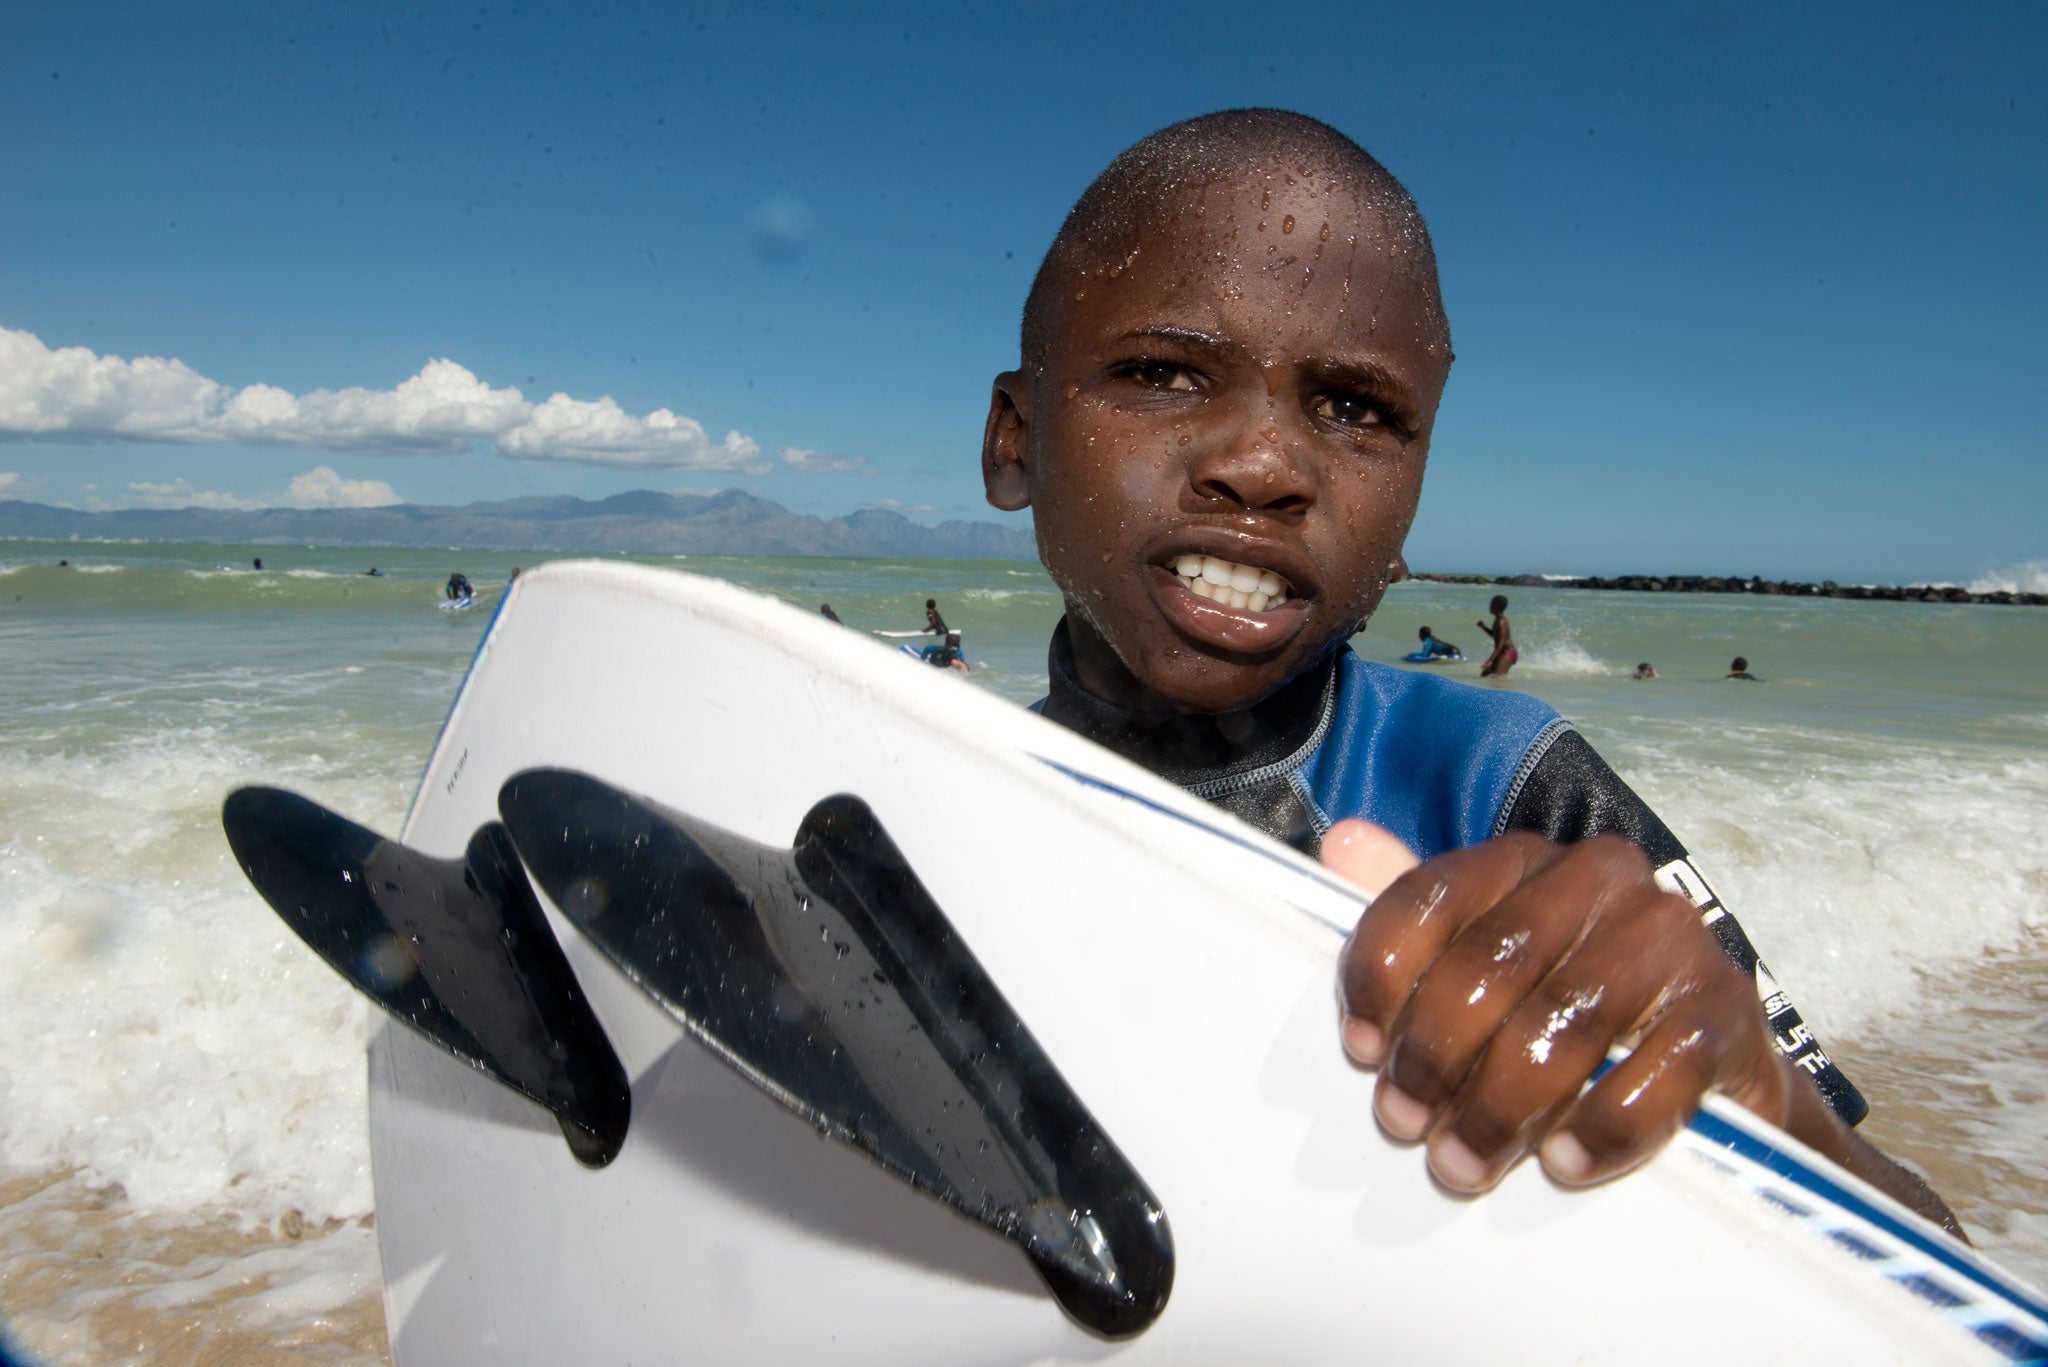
{"left": 1416, "top": 626, "right": 1462, "bottom": 660}
{"left": 1728, "top": 656, "right": 1759, "bottom": 681}
{"left": 1477, "top": 595, "right": 1516, "bottom": 678}
{"left": 819, "top": 603, "right": 842, "bottom": 623}
{"left": 1633, "top": 662, "right": 1656, "bottom": 680}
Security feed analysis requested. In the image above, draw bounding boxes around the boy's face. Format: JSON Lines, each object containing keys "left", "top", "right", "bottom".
{"left": 985, "top": 165, "right": 1451, "bottom": 713}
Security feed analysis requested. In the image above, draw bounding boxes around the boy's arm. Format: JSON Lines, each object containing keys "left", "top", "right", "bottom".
{"left": 1323, "top": 823, "right": 1965, "bottom": 1236}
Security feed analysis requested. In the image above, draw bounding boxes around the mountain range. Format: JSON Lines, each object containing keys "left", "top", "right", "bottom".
{"left": 0, "top": 489, "right": 1039, "bottom": 560}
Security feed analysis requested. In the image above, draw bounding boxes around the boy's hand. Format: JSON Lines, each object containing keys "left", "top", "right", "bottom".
{"left": 1322, "top": 821, "right": 1822, "bottom": 1193}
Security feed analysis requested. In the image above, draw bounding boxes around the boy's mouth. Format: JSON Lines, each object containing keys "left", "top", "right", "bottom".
{"left": 1148, "top": 549, "right": 1311, "bottom": 655}
{"left": 1169, "top": 553, "right": 1290, "bottom": 613}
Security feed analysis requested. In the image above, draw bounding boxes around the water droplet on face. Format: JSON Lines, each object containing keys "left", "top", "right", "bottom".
{"left": 1100, "top": 549, "right": 1113, "bottom": 562}
{"left": 1319, "top": 221, "right": 1331, "bottom": 242}
{"left": 1177, "top": 433, "right": 1190, "bottom": 446}
{"left": 1282, "top": 214, "right": 1295, "bottom": 234}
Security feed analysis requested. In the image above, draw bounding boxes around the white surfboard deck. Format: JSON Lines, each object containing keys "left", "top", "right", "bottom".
{"left": 372, "top": 560, "right": 2047, "bottom": 1365}
{"left": 875, "top": 627, "right": 948, "bottom": 638}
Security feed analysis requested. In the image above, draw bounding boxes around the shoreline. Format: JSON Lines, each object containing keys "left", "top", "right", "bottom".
{"left": 1413, "top": 572, "right": 2047, "bottom": 606}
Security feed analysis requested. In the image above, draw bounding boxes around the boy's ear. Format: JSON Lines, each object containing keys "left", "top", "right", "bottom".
{"left": 981, "top": 371, "right": 1031, "bottom": 512}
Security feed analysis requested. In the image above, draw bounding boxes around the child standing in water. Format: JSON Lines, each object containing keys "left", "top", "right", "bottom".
{"left": 1477, "top": 594, "right": 1517, "bottom": 677}
{"left": 981, "top": 109, "right": 1958, "bottom": 1229}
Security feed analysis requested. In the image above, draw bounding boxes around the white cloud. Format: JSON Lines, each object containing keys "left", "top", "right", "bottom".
{"left": 0, "top": 472, "right": 18, "bottom": 496}
{"left": 780, "top": 446, "right": 874, "bottom": 475}
{"left": 0, "top": 326, "right": 764, "bottom": 471}
{"left": 119, "top": 479, "right": 267, "bottom": 511}
{"left": 285, "top": 466, "right": 404, "bottom": 508}
{"left": 107, "top": 465, "right": 404, "bottom": 512}
{"left": 867, "top": 498, "right": 937, "bottom": 514}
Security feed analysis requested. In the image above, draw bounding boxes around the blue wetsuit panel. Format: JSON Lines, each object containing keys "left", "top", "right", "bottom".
{"left": 1300, "top": 653, "right": 1564, "bottom": 861}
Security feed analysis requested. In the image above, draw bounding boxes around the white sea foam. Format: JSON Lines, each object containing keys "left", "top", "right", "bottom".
{"left": 0, "top": 732, "right": 392, "bottom": 1231}
{"left": 1615, "top": 728, "right": 2048, "bottom": 1041}
{"left": 1514, "top": 633, "right": 1613, "bottom": 678}
{"left": 1970, "top": 559, "right": 2048, "bottom": 595}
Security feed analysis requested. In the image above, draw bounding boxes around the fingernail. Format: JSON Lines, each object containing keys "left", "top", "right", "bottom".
{"left": 1428, "top": 1132, "right": 1492, "bottom": 1192}
{"left": 1540, "top": 1130, "right": 1593, "bottom": 1183}
{"left": 1375, "top": 1085, "right": 1432, "bottom": 1142}
{"left": 1340, "top": 1015, "right": 1384, "bottom": 1065}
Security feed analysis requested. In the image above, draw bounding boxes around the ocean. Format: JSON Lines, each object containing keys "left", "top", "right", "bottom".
{"left": 2, "top": 541, "right": 2044, "bottom": 1363}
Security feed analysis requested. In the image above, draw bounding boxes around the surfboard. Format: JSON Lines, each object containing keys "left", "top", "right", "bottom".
{"left": 436, "top": 595, "right": 477, "bottom": 612}
{"left": 875, "top": 628, "right": 950, "bottom": 639}
{"left": 240, "top": 561, "right": 2047, "bottom": 1365}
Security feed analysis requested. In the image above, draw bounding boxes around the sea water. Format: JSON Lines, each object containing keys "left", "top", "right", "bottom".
{"left": 1, "top": 541, "right": 2043, "bottom": 1363}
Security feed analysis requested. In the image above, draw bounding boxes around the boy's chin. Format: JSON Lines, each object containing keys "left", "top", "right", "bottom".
{"left": 1120, "top": 650, "right": 1315, "bottom": 716}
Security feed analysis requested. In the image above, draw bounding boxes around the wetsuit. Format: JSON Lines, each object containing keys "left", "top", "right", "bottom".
{"left": 1420, "top": 635, "right": 1461, "bottom": 659}
{"left": 1034, "top": 620, "right": 1868, "bottom": 1126}
{"left": 927, "top": 605, "right": 949, "bottom": 634}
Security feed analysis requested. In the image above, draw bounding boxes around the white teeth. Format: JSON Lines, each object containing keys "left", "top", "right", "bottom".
{"left": 1172, "top": 554, "right": 1288, "bottom": 611}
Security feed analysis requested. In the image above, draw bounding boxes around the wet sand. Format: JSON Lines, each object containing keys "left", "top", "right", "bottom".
{"left": 1833, "top": 930, "right": 2048, "bottom": 1288}
{"left": 0, "top": 1170, "right": 386, "bottom": 1366}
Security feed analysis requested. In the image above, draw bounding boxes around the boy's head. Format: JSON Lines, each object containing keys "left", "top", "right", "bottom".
{"left": 984, "top": 109, "right": 1453, "bottom": 714}
{"left": 1731, "top": 656, "right": 1749, "bottom": 673}
{"left": 1489, "top": 595, "right": 1508, "bottom": 614}
{"left": 1418, "top": 626, "right": 1432, "bottom": 641}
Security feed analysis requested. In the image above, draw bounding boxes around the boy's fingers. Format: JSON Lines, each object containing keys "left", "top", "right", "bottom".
{"left": 1334, "top": 832, "right": 1561, "bottom": 1066}
{"left": 1540, "top": 959, "right": 1797, "bottom": 1188}
{"left": 1436, "top": 884, "right": 1772, "bottom": 1192}
{"left": 1374, "top": 839, "right": 1656, "bottom": 1147}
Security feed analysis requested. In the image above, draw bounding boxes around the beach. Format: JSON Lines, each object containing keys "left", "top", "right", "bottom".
{"left": 1, "top": 541, "right": 2043, "bottom": 1363}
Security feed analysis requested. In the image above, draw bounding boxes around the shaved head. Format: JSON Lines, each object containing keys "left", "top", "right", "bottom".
{"left": 1020, "top": 109, "right": 1449, "bottom": 373}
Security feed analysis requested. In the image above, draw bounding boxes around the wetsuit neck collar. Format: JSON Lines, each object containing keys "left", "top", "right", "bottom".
{"left": 1038, "top": 618, "right": 1340, "bottom": 788}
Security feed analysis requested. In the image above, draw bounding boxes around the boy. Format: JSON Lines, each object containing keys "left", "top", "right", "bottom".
{"left": 980, "top": 110, "right": 1958, "bottom": 1230}
{"left": 1478, "top": 593, "right": 1517, "bottom": 677}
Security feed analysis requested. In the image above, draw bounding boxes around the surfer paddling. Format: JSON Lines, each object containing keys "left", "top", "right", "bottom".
{"left": 981, "top": 110, "right": 1961, "bottom": 1233}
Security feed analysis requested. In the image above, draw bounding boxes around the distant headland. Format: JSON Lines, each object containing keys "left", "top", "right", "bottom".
{"left": 0, "top": 488, "right": 1037, "bottom": 561}
{"left": 1413, "top": 572, "right": 2046, "bottom": 607}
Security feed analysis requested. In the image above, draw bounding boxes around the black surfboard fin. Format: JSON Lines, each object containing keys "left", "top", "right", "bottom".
{"left": 221, "top": 787, "right": 630, "bottom": 1167}
{"left": 497, "top": 767, "right": 1174, "bottom": 1339}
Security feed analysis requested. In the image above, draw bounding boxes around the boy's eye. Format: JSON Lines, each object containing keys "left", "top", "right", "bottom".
{"left": 1313, "top": 392, "right": 1387, "bottom": 427}
{"left": 1122, "top": 360, "right": 1199, "bottom": 391}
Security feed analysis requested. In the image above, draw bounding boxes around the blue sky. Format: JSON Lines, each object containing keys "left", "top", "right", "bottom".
{"left": 1, "top": 1, "right": 2041, "bottom": 583}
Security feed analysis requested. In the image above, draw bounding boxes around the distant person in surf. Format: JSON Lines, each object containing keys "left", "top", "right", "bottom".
{"left": 1727, "top": 657, "right": 1760, "bottom": 681}
{"left": 1476, "top": 595, "right": 1517, "bottom": 677}
{"left": 446, "top": 572, "right": 474, "bottom": 602}
{"left": 924, "top": 598, "right": 948, "bottom": 634}
{"left": 365, "top": 567, "right": 381, "bottom": 577}
{"left": 1415, "top": 626, "right": 1462, "bottom": 660}
{"left": 252, "top": 558, "right": 264, "bottom": 570}
{"left": 509, "top": 567, "right": 522, "bottom": 581}
{"left": 819, "top": 603, "right": 842, "bottom": 623}
{"left": 922, "top": 629, "right": 968, "bottom": 674}
{"left": 1633, "top": 662, "right": 1657, "bottom": 680}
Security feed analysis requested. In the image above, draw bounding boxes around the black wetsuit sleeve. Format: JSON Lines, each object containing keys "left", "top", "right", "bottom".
{"left": 1499, "top": 728, "right": 1870, "bottom": 1128}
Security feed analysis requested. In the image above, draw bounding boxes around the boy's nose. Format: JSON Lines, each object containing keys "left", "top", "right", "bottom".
{"left": 1186, "top": 408, "right": 1317, "bottom": 515}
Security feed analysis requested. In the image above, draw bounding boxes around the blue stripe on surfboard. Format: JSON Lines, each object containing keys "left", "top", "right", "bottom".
{"left": 1038, "top": 755, "right": 2048, "bottom": 1361}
